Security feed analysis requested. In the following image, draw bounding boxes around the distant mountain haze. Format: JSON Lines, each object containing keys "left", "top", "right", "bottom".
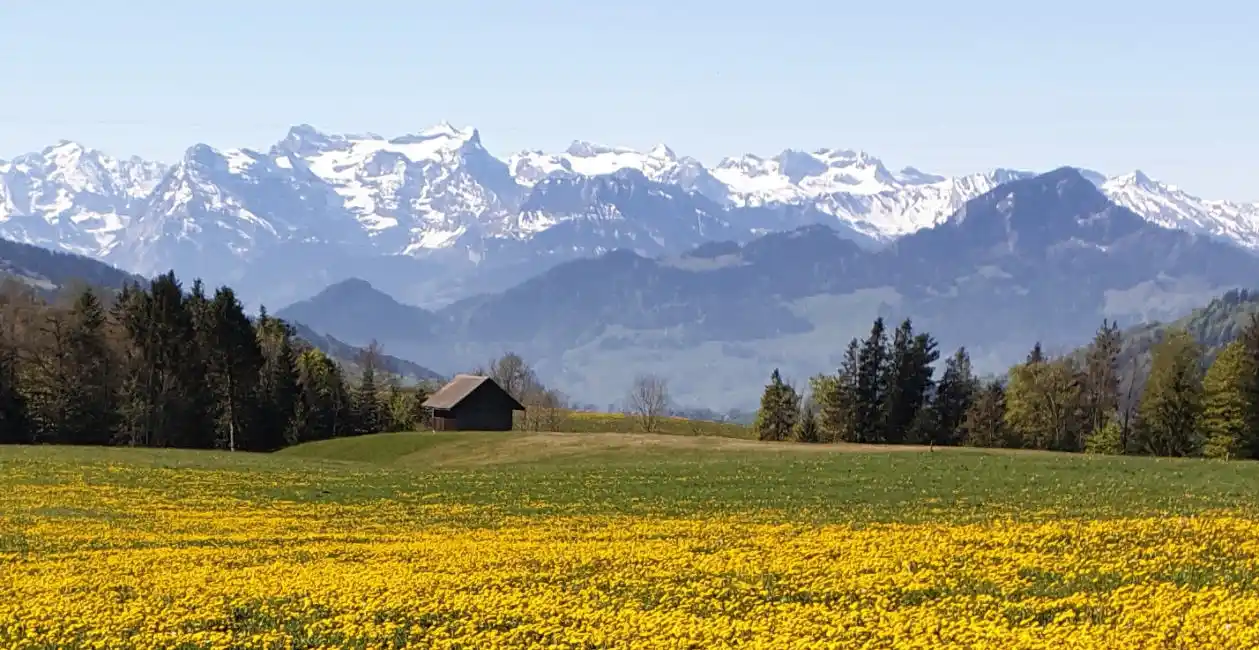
{"left": 277, "top": 167, "right": 1259, "bottom": 409}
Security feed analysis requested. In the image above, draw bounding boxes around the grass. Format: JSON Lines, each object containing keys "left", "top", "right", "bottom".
{"left": 5, "top": 435, "right": 1259, "bottom": 647}
{"left": 1, "top": 432, "right": 1254, "bottom": 525}
{"left": 546, "top": 411, "right": 753, "bottom": 438}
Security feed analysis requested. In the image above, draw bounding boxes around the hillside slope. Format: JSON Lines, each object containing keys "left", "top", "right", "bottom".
{"left": 0, "top": 235, "right": 438, "bottom": 378}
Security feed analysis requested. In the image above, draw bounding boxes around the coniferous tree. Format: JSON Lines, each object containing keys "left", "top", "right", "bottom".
{"left": 1132, "top": 329, "right": 1204, "bottom": 457}
{"left": 183, "top": 280, "right": 217, "bottom": 449}
{"left": 794, "top": 402, "right": 820, "bottom": 443}
{"left": 61, "top": 289, "right": 118, "bottom": 445}
{"left": 110, "top": 283, "right": 148, "bottom": 446}
{"left": 204, "top": 287, "right": 265, "bottom": 451}
{"left": 1027, "top": 342, "right": 1045, "bottom": 364}
{"left": 1200, "top": 341, "right": 1252, "bottom": 459}
{"left": 351, "top": 341, "right": 385, "bottom": 435}
{"left": 812, "top": 339, "right": 860, "bottom": 443}
{"left": 0, "top": 327, "right": 30, "bottom": 445}
{"left": 256, "top": 316, "right": 301, "bottom": 450}
{"left": 294, "top": 347, "right": 350, "bottom": 443}
{"left": 855, "top": 318, "right": 888, "bottom": 443}
{"left": 753, "top": 369, "right": 799, "bottom": 441}
{"left": 881, "top": 319, "right": 915, "bottom": 443}
{"left": 961, "top": 380, "right": 1009, "bottom": 448}
{"left": 929, "top": 347, "right": 977, "bottom": 446}
{"left": 1082, "top": 319, "right": 1122, "bottom": 446}
{"left": 118, "top": 272, "right": 204, "bottom": 448}
{"left": 881, "top": 322, "right": 941, "bottom": 443}
{"left": 1234, "top": 313, "right": 1259, "bottom": 454}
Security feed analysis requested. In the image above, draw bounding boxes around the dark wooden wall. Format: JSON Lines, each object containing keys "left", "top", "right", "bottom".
{"left": 435, "top": 383, "right": 518, "bottom": 431}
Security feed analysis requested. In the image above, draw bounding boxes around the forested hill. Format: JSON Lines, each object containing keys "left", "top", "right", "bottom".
{"left": 0, "top": 236, "right": 438, "bottom": 379}
{"left": 1110, "top": 288, "right": 1259, "bottom": 365}
{"left": 0, "top": 237, "right": 142, "bottom": 293}
{"left": 289, "top": 323, "right": 442, "bottom": 382}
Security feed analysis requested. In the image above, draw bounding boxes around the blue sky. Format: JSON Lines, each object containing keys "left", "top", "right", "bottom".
{"left": 1, "top": 0, "right": 1254, "bottom": 199}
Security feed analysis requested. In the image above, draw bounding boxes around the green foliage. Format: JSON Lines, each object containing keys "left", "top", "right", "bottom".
{"left": 1085, "top": 418, "right": 1126, "bottom": 455}
{"left": 0, "top": 271, "right": 403, "bottom": 452}
{"left": 881, "top": 319, "right": 939, "bottom": 443}
{"left": 928, "top": 347, "right": 977, "bottom": 446}
{"left": 1200, "top": 341, "right": 1252, "bottom": 459}
{"left": 855, "top": 318, "right": 888, "bottom": 443}
{"left": 752, "top": 369, "right": 799, "bottom": 442}
{"left": 793, "top": 403, "right": 820, "bottom": 443}
{"left": 1082, "top": 320, "right": 1122, "bottom": 438}
{"left": 1004, "top": 358, "right": 1084, "bottom": 451}
{"left": 961, "top": 380, "right": 1010, "bottom": 448}
{"left": 1133, "top": 329, "right": 1204, "bottom": 457}
{"left": 294, "top": 348, "right": 352, "bottom": 443}
{"left": 0, "top": 327, "right": 28, "bottom": 445}
{"left": 812, "top": 340, "right": 860, "bottom": 443}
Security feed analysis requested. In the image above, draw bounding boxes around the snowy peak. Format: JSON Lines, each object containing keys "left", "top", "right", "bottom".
{"left": 1104, "top": 169, "right": 1159, "bottom": 192}
{"left": 1100, "top": 169, "right": 1259, "bottom": 249}
{"left": 0, "top": 140, "right": 167, "bottom": 256}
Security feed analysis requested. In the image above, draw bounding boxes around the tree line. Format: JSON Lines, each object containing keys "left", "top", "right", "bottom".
{"left": 0, "top": 273, "right": 431, "bottom": 449}
{"left": 752, "top": 316, "right": 1259, "bottom": 460}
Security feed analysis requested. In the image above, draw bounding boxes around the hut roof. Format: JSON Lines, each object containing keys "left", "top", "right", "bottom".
{"left": 421, "top": 374, "right": 525, "bottom": 411}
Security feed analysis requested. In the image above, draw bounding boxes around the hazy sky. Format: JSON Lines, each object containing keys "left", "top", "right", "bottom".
{"left": 1, "top": 0, "right": 1254, "bottom": 199}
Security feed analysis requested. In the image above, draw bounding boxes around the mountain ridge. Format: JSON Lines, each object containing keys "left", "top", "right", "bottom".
{"left": 4, "top": 124, "right": 1257, "bottom": 309}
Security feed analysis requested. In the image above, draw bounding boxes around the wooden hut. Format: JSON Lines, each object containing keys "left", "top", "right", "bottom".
{"left": 421, "top": 374, "right": 525, "bottom": 431}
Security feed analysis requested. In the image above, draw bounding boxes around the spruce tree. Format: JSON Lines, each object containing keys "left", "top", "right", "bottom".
{"left": 753, "top": 368, "right": 798, "bottom": 441}
{"left": 24, "top": 290, "right": 119, "bottom": 445}
{"left": 855, "top": 318, "right": 888, "bottom": 443}
{"left": 961, "top": 380, "right": 1009, "bottom": 448}
{"left": 1082, "top": 320, "right": 1122, "bottom": 446}
{"left": 256, "top": 317, "right": 301, "bottom": 450}
{"left": 1132, "top": 329, "right": 1204, "bottom": 457}
{"left": 120, "top": 272, "right": 202, "bottom": 448}
{"left": 813, "top": 339, "right": 860, "bottom": 443}
{"left": 1027, "top": 342, "right": 1045, "bottom": 364}
{"left": 205, "top": 287, "right": 265, "bottom": 451}
{"left": 1200, "top": 341, "right": 1252, "bottom": 459}
{"left": 60, "top": 289, "right": 118, "bottom": 445}
{"left": 881, "top": 319, "right": 915, "bottom": 443}
{"left": 930, "top": 347, "right": 977, "bottom": 446}
{"left": 794, "top": 402, "right": 820, "bottom": 443}
{"left": 351, "top": 341, "right": 385, "bottom": 435}
{"left": 0, "top": 331, "right": 30, "bottom": 445}
{"left": 182, "top": 280, "right": 217, "bottom": 449}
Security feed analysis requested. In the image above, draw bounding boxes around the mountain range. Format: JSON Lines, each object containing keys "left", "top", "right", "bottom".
{"left": 3, "top": 124, "right": 1257, "bottom": 309}
{"left": 279, "top": 167, "right": 1259, "bottom": 409}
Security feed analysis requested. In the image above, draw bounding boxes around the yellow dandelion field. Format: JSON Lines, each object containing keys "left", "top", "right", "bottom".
{"left": 2, "top": 441, "right": 1259, "bottom": 649}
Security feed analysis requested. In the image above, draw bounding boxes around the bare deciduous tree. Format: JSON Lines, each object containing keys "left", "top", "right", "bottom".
{"left": 521, "top": 388, "right": 570, "bottom": 432}
{"left": 626, "top": 373, "right": 670, "bottom": 433}
{"left": 474, "top": 352, "right": 543, "bottom": 403}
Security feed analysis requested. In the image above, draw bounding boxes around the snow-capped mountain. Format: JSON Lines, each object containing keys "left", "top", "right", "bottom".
{"left": 2, "top": 123, "right": 1257, "bottom": 308}
{"left": 1102, "top": 171, "right": 1259, "bottom": 249}
{"left": 0, "top": 141, "right": 166, "bottom": 256}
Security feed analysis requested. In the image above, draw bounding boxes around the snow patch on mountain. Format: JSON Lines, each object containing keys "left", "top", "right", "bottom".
{"left": 1102, "top": 171, "right": 1259, "bottom": 250}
